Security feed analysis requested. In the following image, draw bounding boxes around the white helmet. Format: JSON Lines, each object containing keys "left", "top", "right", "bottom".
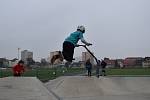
{"left": 77, "top": 25, "right": 85, "bottom": 33}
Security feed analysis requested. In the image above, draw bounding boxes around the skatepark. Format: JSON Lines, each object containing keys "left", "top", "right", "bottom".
{"left": 0, "top": 76, "right": 150, "bottom": 100}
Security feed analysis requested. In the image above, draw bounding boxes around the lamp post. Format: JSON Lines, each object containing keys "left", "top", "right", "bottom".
{"left": 18, "top": 48, "right": 20, "bottom": 60}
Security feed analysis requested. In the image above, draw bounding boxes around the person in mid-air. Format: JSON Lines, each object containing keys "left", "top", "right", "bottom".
{"left": 62, "top": 25, "right": 92, "bottom": 67}
{"left": 12, "top": 60, "right": 25, "bottom": 77}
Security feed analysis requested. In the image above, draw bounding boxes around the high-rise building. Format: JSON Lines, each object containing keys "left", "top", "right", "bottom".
{"left": 21, "top": 50, "right": 33, "bottom": 64}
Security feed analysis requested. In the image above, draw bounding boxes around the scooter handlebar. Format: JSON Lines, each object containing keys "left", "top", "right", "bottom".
{"left": 76, "top": 45, "right": 85, "bottom": 47}
{"left": 76, "top": 44, "right": 92, "bottom": 47}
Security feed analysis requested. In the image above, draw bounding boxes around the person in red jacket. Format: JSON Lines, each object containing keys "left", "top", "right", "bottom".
{"left": 12, "top": 60, "right": 25, "bottom": 76}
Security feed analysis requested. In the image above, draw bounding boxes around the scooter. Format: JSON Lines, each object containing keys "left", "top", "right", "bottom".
{"left": 76, "top": 45, "right": 101, "bottom": 77}
{"left": 76, "top": 45, "right": 99, "bottom": 63}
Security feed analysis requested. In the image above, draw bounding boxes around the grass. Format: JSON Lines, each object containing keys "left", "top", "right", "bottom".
{"left": 106, "top": 68, "right": 150, "bottom": 76}
{"left": 0, "top": 67, "right": 85, "bottom": 82}
{"left": 0, "top": 67, "right": 150, "bottom": 82}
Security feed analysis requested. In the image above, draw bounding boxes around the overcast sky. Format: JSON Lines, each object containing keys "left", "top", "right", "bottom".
{"left": 0, "top": 0, "right": 150, "bottom": 61}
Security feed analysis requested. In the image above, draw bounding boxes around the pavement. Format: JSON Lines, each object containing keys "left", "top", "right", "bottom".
{"left": 45, "top": 76, "right": 150, "bottom": 100}
{"left": 0, "top": 76, "right": 150, "bottom": 100}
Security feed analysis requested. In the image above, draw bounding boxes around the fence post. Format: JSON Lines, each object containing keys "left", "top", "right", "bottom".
{"left": 0, "top": 69, "right": 1, "bottom": 78}
{"left": 0, "top": 69, "right": 2, "bottom": 78}
{"left": 37, "top": 68, "right": 39, "bottom": 78}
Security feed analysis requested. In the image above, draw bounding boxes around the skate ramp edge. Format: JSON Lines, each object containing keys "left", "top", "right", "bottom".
{"left": 0, "top": 77, "right": 58, "bottom": 100}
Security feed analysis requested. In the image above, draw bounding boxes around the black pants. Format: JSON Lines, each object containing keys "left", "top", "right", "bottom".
{"left": 102, "top": 69, "right": 106, "bottom": 76}
{"left": 14, "top": 73, "right": 21, "bottom": 77}
{"left": 87, "top": 69, "right": 92, "bottom": 76}
{"left": 96, "top": 67, "right": 100, "bottom": 77}
{"left": 62, "top": 41, "right": 75, "bottom": 62}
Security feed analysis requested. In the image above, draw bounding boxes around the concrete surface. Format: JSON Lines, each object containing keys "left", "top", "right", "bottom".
{"left": 45, "top": 76, "right": 150, "bottom": 100}
{"left": 0, "top": 77, "right": 57, "bottom": 100}
{"left": 0, "top": 76, "right": 150, "bottom": 100}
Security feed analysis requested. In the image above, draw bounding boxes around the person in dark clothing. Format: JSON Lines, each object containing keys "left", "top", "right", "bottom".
{"left": 100, "top": 60, "right": 107, "bottom": 76}
{"left": 85, "top": 59, "right": 92, "bottom": 77}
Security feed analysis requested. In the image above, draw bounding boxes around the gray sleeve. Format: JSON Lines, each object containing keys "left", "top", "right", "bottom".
{"left": 81, "top": 37, "right": 90, "bottom": 45}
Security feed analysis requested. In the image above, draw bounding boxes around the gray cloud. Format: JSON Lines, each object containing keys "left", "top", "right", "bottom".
{"left": 0, "top": 0, "right": 150, "bottom": 60}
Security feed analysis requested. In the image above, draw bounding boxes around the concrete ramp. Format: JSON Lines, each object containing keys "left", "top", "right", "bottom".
{"left": 0, "top": 77, "right": 57, "bottom": 100}
{"left": 45, "top": 76, "right": 150, "bottom": 100}
{"left": 1, "top": 76, "right": 150, "bottom": 100}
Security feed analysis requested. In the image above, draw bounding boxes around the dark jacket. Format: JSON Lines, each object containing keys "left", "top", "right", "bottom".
{"left": 101, "top": 61, "right": 107, "bottom": 68}
{"left": 85, "top": 61, "right": 92, "bottom": 70}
